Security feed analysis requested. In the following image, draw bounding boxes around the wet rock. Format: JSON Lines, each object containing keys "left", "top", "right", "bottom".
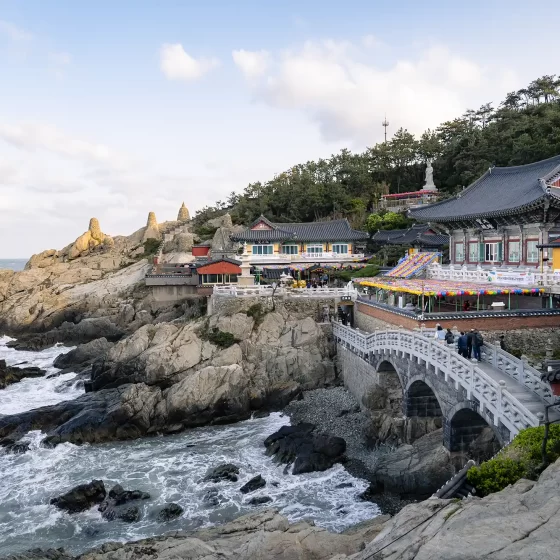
{"left": 98, "top": 484, "right": 150, "bottom": 522}
{"left": 156, "top": 503, "right": 184, "bottom": 522}
{"left": 247, "top": 495, "right": 272, "bottom": 505}
{"left": 264, "top": 424, "right": 346, "bottom": 475}
{"left": 240, "top": 475, "right": 266, "bottom": 494}
{"left": 202, "top": 489, "right": 220, "bottom": 506}
{"left": 50, "top": 480, "right": 106, "bottom": 513}
{"left": 204, "top": 463, "right": 240, "bottom": 483}
{"left": 335, "top": 482, "right": 353, "bottom": 489}
{"left": 7, "top": 318, "right": 124, "bottom": 351}
{"left": 1, "top": 439, "right": 31, "bottom": 454}
{"left": 52, "top": 338, "right": 114, "bottom": 372}
{"left": 0, "top": 359, "right": 46, "bottom": 390}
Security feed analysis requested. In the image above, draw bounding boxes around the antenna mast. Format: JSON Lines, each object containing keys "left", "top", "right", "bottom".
{"left": 382, "top": 115, "right": 389, "bottom": 143}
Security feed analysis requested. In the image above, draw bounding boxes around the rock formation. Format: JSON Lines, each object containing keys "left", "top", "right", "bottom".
{"left": 0, "top": 306, "right": 336, "bottom": 446}
{"left": 142, "top": 211, "right": 161, "bottom": 242}
{"left": 0, "top": 360, "right": 46, "bottom": 389}
{"left": 177, "top": 202, "right": 190, "bottom": 221}
{"left": 68, "top": 218, "right": 113, "bottom": 260}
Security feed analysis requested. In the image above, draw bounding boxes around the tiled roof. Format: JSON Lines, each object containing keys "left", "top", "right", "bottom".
{"left": 372, "top": 225, "right": 448, "bottom": 247}
{"left": 195, "top": 257, "right": 241, "bottom": 269}
{"left": 410, "top": 155, "right": 560, "bottom": 222}
{"left": 230, "top": 217, "right": 369, "bottom": 242}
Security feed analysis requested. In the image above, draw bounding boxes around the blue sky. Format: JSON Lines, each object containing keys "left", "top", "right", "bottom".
{"left": 1, "top": 0, "right": 559, "bottom": 257}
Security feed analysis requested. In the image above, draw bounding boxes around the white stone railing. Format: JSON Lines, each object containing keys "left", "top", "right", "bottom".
{"left": 333, "top": 322, "right": 542, "bottom": 438}
{"left": 213, "top": 285, "right": 359, "bottom": 299}
{"left": 427, "top": 262, "right": 559, "bottom": 286}
{"left": 244, "top": 253, "right": 365, "bottom": 263}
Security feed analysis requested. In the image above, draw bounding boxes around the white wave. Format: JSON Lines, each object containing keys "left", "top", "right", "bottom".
{"left": 0, "top": 414, "right": 379, "bottom": 556}
{"left": 0, "top": 336, "right": 82, "bottom": 414}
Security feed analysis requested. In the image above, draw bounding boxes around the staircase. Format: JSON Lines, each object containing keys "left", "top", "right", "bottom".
{"left": 385, "top": 252, "right": 439, "bottom": 278}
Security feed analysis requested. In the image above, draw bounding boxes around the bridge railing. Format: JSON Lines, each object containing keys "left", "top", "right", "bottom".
{"left": 333, "top": 322, "right": 542, "bottom": 437}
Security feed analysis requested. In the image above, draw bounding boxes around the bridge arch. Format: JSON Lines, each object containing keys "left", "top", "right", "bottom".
{"left": 444, "top": 403, "right": 505, "bottom": 459}
{"left": 374, "top": 360, "right": 405, "bottom": 414}
{"left": 405, "top": 377, "right": 444, "bottom": 418}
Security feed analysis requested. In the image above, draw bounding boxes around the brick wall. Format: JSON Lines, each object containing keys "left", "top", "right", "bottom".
{"left": 356, "top": 302, "right": 560, "bottom": 331}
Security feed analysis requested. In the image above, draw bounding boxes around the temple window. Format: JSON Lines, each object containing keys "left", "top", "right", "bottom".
{"left": 526, "top": 241, "right": 539, "bottom": 263}
{"left": 508, "top": 241, "right": 520, "bottom": 263}
{"left": 332, "top": 244, "right": 349, "bottom": 254}
{"left": 484, "top": 242, "right": 501, "bottom": 262}
{"left": 252, "top": 245, "right": 273, "bottom": 255}
{"left": 455, "top": 242, "right": 464, "bottom": 262}
{"left": 281, "top": 244, "right": 299, "bottom": 255}
{"left": 306, "top": 244, "right": 323, "bottom": 254}
{"left": 468, "top": 242, "right": 478, "bottom": 262}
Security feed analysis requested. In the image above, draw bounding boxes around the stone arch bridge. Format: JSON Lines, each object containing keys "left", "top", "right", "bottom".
{"left": 333, "top": 323, "right": 558, "bottom": 452}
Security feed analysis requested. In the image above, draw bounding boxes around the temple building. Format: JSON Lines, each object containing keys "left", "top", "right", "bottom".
{"left": 372, "top": 224, "right": 448, "bottom": 252}
{"left": 409, "top": 155, "right": 560, "bottom": 272}
{"left": 230, "top": 216, "right": 369, "bottom": 265}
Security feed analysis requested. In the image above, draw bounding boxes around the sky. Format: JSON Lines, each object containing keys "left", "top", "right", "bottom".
{"left": 1, "top": 0, "right": 559, "bottom": 257}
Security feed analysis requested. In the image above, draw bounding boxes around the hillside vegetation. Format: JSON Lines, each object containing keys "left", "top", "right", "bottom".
{"left": 194, "top": 75, "right": 560, "bottom": 230}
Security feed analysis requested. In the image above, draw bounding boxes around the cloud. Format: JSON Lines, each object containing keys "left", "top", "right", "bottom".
{"left": 235, "top": 39, "right": 512, "bottom": 144}
{"left": 232, "top": 49, "right": 270, "bottom": 79}
{"left": 160, "top": 43, "right": 219, "bottom": 81}
{"left": 0, "top": 20, "right": 33, "bottom": 41}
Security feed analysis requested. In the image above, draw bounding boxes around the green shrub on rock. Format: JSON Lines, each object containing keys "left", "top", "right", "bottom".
{"left": 466, "top": 458, "right": 527, "bottom": 497}
{"left": 466, "top": 425, "right": 560, "bottom": 497}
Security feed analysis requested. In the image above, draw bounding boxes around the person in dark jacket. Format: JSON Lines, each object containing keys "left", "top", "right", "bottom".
{"left": 457, "top": 332, "right": 468, "bottom": 357}
{"left": 445, "top": 328, "right": 455, "bottom": 345}
{"left": 499, "top": 335, "right": 506, "bottom": 351}
{"left": 473, "top": 329, "right": 484, "bottom": 361}
{"left": 466, "top": 329, "right": 475, "bottom": 359}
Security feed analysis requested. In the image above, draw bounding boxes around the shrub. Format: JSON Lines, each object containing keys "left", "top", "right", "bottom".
{"left": 143, "top": 238, "right": 160, "bottom": 256}
{"left": 466, "top": 425, "right": 560, "bottom": 497}
{"left": 466, "top": 457, "right": 527, "bottom": 497}
{"left": 199, "top": 324, "right": 240, "bottom": 348}
{"left": 246, "top": 303, "right": 267, "bottom": 326}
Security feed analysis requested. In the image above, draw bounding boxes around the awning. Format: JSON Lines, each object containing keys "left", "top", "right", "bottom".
{"left": 356, "top": 277, "right": 545, "bottom": 297}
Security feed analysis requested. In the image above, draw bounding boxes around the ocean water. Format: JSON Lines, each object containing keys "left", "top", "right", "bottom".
{"left": 0, "top": 259, "right": 27, "bottom": 272}
{"left": 0, "top": 339, "right": 380, "bottom": 556}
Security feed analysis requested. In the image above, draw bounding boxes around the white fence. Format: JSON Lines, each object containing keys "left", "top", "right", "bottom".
{"left": 332, "top": 322, "right": 551, "bottom": 438}
{"left": 244, "top": 253, "right": 365, "bottom": 263}
{"left": 428, "top": 262, "right": 559, "bottom": 286}
{"left": 213, "top": 285, "right": 359, "bottom": 299}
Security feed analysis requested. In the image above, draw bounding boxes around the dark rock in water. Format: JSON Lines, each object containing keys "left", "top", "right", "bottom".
{"left": 1, "top": 439, "right": 31, "bottom": 454}
{"left": 50, "top": 480, "right": 106, "bottom": 513}
{"left": 7, "top": 318, "right": 124, "bottom": 351}
{"left": 204, "top": 463, "right": 240, "bottom": 483}
{"left": 156, "top": 502, "right": 184, "bottom": 522}
{"left": 240, "top": 475, "right": 266, "bottom": 494}
{"left": 52, "top": 338, "right": 114, "bottom": 372}
{"left": 264, "top": 424, "right": 346, "bottom": 475}
{"left": 247, "top": 495, "right": 272, "bottom": 505}
{"left": 335, "top": 482, "right": 353, "bottom": 489}
{"left": 98, "top": 484, "right": 150, "bottom": 522}
{"left": 202, "top": 489, "right": 226, "bottom": 507}
{"left": 0, "top": 359, "right": 46, "bottom": 390}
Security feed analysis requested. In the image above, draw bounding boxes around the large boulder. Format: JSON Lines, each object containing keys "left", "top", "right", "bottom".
{"left": 204, "top": 464, "right": 240, "bottom": 483}
{"left": 68, "top": 218, "right": 113, "bottom": 260}
{"left": 50, "top": 480, "right": 106, "bottom": 513}
{"left": 264, "top": 424, "right": 346, "bottom": 475}
{"left": 371, "top": 429, "right": 454, "bottom": 497}
{"left": 240, "top": 475, "right": 266, "bottom": 494}
{"left": 156, "top": 503, "right": 184, "bottom": 522}
{"left": 98, "top": 483, "right": 150, "bottom": 522}
{"left": 52, "top": 338, "right": 114, "bottom": 372}
{"left": 0, "top": 359, "right": 46, "bottom": 389}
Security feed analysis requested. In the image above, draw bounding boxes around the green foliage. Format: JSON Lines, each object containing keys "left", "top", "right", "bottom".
{"left": 143, "top": 238, "right": 160, "bottom": 256}
{"left": 203, "top": 327, "right": 240, "bottom": 348}
{"left": 467, "top": 458, "right": 527, "bottom": 497}
{"left": 194, "top": 225, "right": 219, "bottom": 240}
{"left": 466, "top": 425, "right": 560, "bottom": 497}
{"left": 331, "top": 264, "right": 380, "bottom": 282}
{"left": 193, "top": 75, "right": 560, "bottom": 227}
{"left": 246, "top": 303, "right": 267, "bottom": 326}
{"left": 366, "top": 211, "right": 412, "bottom": 233}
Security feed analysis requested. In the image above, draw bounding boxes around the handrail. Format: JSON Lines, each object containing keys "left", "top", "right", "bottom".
{"left": 333, "top": 322, "right": 542, "bottom": 438}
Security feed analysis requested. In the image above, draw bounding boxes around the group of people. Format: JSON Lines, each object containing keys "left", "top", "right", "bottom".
{"left": 434, "top": 324, "right": 485, "bottom": 361}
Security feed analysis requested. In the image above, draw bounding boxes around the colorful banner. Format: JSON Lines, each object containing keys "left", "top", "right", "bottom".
{"left": 486, "top": 270, "right": 535, "bottom": 286}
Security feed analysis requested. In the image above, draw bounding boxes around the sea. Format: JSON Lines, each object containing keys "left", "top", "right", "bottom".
{"left": 0, "top": 259, "right": 27, "bottom": 272}
{"left": 0, "top": 336, "right": 379, "bottom": 556}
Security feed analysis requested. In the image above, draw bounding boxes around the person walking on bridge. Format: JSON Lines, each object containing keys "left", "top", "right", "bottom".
{"left": 434, "top": 324, "right": 446, "bottom": 342}
{"left": 457, "top": 331, "right": 468, "bottom": 358}
{"left": 473, "top": 329, "right": 484, "bottom": 362}
{"left": 466, "top": 329, "right": 475, "bottom": 359}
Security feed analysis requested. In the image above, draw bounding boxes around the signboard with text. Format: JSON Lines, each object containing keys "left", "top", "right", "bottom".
{"left": 486, "top": 270, "right": 535, "bottom": 286}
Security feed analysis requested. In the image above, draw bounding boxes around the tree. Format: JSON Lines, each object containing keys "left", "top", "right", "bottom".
{"left": 366, "top": 213, "right": 384, "bottom": 233}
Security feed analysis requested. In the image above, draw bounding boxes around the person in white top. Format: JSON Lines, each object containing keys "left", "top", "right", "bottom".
{"left": 434, "top": 324, "right": 446, "bottom": 341}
